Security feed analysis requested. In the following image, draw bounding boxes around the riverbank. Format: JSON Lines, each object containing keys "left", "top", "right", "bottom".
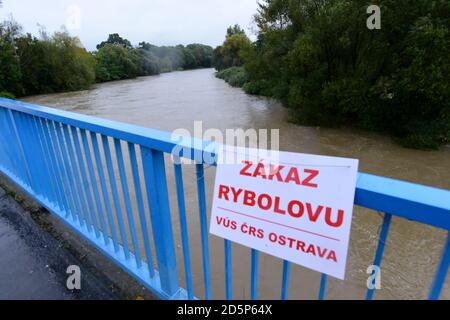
{"left": 214, "top": 66, "right": 450, "bottom": 150}
{"left": 1, "top": 66, "right": 213, "bottom": 101}
{"left": 0, "top": 174, "right": 157, "bottom": 300}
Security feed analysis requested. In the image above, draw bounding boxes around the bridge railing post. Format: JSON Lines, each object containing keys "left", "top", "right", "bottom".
{"left": 140, "top": 146, "right": 179, "bottom": 297}
{"left": 7, "top": 110, "right": 34, "bottom": 189}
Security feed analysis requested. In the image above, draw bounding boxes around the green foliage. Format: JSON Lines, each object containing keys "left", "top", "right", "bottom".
{"left": 1, "top": 18, "right": 95, "bottom": 96}
{"left": 0, "top": 19, "right": 24, "bottom": 96}
{"left": 94, "top": 44, "right": 142, "bottom": 82}
{"left": 216, "top": 67, "right": 249, "bottom": 87}
{"left": 213, "top": 25, "right": 253, "bottom": 71}
{"left": 0, "top": 17, "right": 214, "bottom": 94}
{"left": 0, "top": 91, "right": 15, "bottom": 99}
{"left": 137, "top": 42, "right": 213, "bottom": 72}
{"left": 219, "top": 0, "right": 450, "bottom": 149}
{"left": 16, "top": 31, "right": 96, "bottom": 94}
{"left": 97, "top": 33, "right": 132, "bottom": 49}
{"left": 182, "top": 44, "right": 213, "bottom": 69}
{"left": 94, "top": 39, "right": 213, "bottom": 81}
{"left": 226, "top": 24, "right": 246, "bottom": 37}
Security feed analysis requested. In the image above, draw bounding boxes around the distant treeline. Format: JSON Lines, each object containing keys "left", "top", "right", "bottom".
{"left": 95, "top": 34, "right": 213, "bottom": 82}
{"left": 213, "top": 1, "right": 450, "bottom": 150}
{"left": 0, "top": 19, "right": 213, "bottom": 98}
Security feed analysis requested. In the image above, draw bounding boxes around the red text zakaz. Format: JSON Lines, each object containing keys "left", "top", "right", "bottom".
{"left": 240, "top": 160, "right": 320, "bottom": 188}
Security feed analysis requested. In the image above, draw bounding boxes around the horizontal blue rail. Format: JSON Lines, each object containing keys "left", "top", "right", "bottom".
{"left": 0, "top": 97, "right": 449, "bottom": 300}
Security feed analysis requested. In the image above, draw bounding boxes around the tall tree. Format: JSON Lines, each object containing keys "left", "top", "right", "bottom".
{"left": 226, "top": 24, "right": 246, "bottom": 37}
{"left": 213, "top": 25, "right": 252, "bottom": 71}
{"left": 97, "top": 33, "right": 132, "bottom": 49}
{"left": 0, "top": 18, "right": 23, "bottom": 96}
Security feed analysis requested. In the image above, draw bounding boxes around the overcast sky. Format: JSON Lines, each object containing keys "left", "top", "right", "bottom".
{"left": 0, "top": 0, "right": 259, "bottom": 50}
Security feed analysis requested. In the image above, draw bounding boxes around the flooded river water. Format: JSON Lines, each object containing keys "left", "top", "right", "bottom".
{"left": 23, "top": 68, "right": 450, "bottom": 299}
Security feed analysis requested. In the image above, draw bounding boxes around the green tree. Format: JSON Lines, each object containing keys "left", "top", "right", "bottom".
{"left": 94, "top": 44, "right": 140, "bottom": 81}
{"left": 0, "top": 18, "right": 23, "bottom": 97}
{"left": 138, "top": 42, "right": 213, "bottom": 71}
{"left": 97, "top": 33, "right": 132, "bottom": 50}
{"left": 182, "top": 44, "right": 213, "bottom": 69}
{"left": 226, "top": 24, "right": 246, "bottom": 37}
{"left": 16, "top": 29, "right": 95, "bottom": 94}
{"left": 213, "top": 25, "right": 252, "bottom": 71}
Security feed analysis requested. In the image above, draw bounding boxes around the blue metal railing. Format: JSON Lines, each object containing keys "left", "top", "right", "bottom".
{"left": 0, "top": 98, "right": 449, "bottom": 300}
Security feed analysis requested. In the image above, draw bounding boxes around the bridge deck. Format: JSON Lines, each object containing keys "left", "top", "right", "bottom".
{"left": 0, "top": 185, "right": 116, "bottom": 300}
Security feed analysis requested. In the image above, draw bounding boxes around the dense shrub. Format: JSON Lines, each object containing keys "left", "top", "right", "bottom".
{"left": 216, "top": 67, "right": 249, "bottom": 87}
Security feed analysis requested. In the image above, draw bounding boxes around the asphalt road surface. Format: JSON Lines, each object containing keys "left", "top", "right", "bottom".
{"left": 0, "top": 186, "right": 117, "bottom": 300}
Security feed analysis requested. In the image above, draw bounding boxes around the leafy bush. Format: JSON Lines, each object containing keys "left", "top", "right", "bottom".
{"left": 216, "top": 67, "right": 249, "bottom": 87}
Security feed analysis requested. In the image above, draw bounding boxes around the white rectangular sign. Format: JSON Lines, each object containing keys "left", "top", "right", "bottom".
{"left": 209, "top": 145, "right": 359, "bottom": 279}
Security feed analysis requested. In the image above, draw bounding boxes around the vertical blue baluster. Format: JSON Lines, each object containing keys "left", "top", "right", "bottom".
{"left": 173, "top": 163, "right": 194, "bottom": 299}
{"left": 4, "top": 110, "right": 23, "bottom": 179}
{"left": 48, "top": 121, "right": 78, "bottom": 220}
{"left": 114, "top": 139, "right": 141, "bottom": 267}
{"left": 19, "top": 114, "right": 43, "bottom": 197}
{"left": 429, "top": 232, "right": 450, "bottom": 300}
{"left": 42, "top": 119, "right": 72, "bottom": 216}
{"left": 31, "top": 116, "right": 56, "bottom": 204}
{"left": 62, "top": 124, "right": 92, "bottom": 230}
{"left": 27, "top": 116, "right": 48, "bottom": 200}
{"left": 224, "top": 239, "right": 232, "bottom": 300}
{"left": 7, "top": 110, "right": 27, "bottom": 181}
{"left": 366, "top": 213, "right": 392, "bottom": 300}
{"left": 0, "top": 109, "right": 15, "bottom": 174}
{"left": 91, "top": 132, "right": 119, "bottom": 252}
{"left": 128, "top": 142, "right": 155, "bottom": 276}
{"left": 318, "top": 274, "right": 328, "bottom": 300}
{"left": 70, "top": 126, "right": 101, "bottom": 237}
{"left": 48, "top": 120, "right": 76, "bottom": 219}
{"left": 140, "top": 146, "right": 179, "bottom": 297}
{"left": 7, "top": 110, "right": 34, "bottom": 189}
{"left": 80, "top": 129, "right": 109, "bottom": 245}
{"left": 0, "top": 109, "right": 8, "bottom": 169}
{"left": 80, "top": 129, "right": 110, "bottom": 245}
{"left": 251, "top": 249, "right": 259, "bottom": 300}
{"left": 101, "top": 135, "right": 130, "bottom": 260}
{"left": 195, "top": 163, "right": 212, "bottom": 299}
{"left": 54, "top": 122, "right": 83, "bottom": 224}
{"left": 38, "top": 118, "right": 61, "bottom": 207}
{"left": 281, "top": 260, "right": 291, "bottom": 300}
{"left": 2, "top": 109, "right": 24, "bottom": 181}
{"left": 38, "top": 118, "right": 66, "bottom": 212}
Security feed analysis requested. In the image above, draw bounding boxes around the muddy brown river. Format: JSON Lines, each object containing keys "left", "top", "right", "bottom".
{"left": 23, "top": 68, "right": 450, "bottom": 300}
